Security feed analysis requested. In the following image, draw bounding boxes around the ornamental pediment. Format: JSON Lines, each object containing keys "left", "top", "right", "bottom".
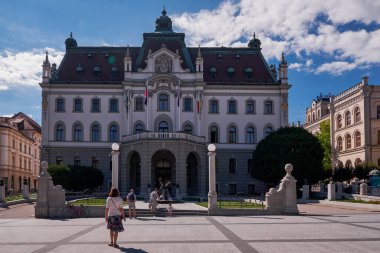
{"left": 139, "top": 46, "right": 188, "bottom": 73}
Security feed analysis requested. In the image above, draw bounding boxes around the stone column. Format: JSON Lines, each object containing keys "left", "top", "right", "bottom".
{"left": 22, "top": 177, "right": 30, "bottom": 199}
{"left": 207, "top": 144, "right": 217, "bottom": 210}
{"left": 0, "top": 179, "right": 5, "bottom": 202}
{"left": 360, "top": 183, "right": 367, "bottom": 195}
{"left": 111, "top": 143, "right": 120, "bottom": 189}
{"left": 327, "top": 183, "right": 336, "bottom": 201}
{"left": 35, "top": 161, "right": 51, "bottom": 218}
{"left": 302, "top": 185, "right": 309, "bottom": 200}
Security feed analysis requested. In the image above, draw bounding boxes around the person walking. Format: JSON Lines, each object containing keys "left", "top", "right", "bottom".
{"left": 126, "top": 188, "right": 137, "bottom": 219}
{"left": 149, "top": 188, "right": 159, "bottom": 213}
{"left": 105, "top": 188, "right": 126, "bottom": 248}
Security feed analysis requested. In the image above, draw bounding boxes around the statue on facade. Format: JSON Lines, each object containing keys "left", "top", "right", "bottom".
{"left": 155, "top": 55, "right": 172, "bottom": 73}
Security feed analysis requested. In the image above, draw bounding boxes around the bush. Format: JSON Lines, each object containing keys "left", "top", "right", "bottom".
{"left": 48, "top": 164, "right": 70, "bottom": 189}
{"left": 332, "top": 167, "right": 353, "bottom": 182}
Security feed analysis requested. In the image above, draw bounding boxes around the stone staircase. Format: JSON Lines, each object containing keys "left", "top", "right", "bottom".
{"left": 124, "top": 203, "right": 208, "bottom": 217}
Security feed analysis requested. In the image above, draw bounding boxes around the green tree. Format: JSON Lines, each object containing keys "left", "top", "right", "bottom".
{"left": 68, "top": 165, "right": 104, "bottom": 191}
{"left": 315, "top": 120, "right": 332, "bottom": 172}
{"left": 252, "top": 127, "right": 324, "bottom": 187}
{"left": 47, "top": 164, "right": 70, "bottom": 189}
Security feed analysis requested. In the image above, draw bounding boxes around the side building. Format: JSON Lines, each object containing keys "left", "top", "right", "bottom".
{"left": 0, "top": 112, "right": 41, "bottom": 193}
{"left": 304, "top": 77, "right": 380, "bottom": 169}
{"left": 40, "top": 9, "right": 291, "bottom": 195}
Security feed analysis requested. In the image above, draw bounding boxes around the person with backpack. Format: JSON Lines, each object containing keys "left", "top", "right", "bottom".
{"left": 126, "top": 188, "right": 137, "bottom": 219}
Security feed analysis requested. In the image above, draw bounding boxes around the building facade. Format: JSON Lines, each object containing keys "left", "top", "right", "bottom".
{"left": 304, "top": 77, "right": 380, "bottom": 169}
{"left": 40, "top": 10, "right": 291, "bottom": 195}
{"left": 0, "top": 112, "right": 41, "bottom": 193}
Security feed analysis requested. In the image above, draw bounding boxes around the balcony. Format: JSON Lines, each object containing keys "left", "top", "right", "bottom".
{"left": 122, "top": 132, "right": 206, "bottom": 144}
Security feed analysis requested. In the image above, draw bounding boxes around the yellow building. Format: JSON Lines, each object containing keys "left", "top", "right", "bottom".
{"left": 0, "top": 112, "right": 41, "bottom": 193}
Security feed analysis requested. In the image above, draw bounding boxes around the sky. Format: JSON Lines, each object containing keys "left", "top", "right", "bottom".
{"left": 0, "top": 0, "right": 379, "bottom": 125}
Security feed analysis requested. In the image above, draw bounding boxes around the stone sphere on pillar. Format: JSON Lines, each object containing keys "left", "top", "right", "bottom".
{"left": 207, "top": 144, "right": 216, "bottom": 152}
{"left": 111, "top": 143, "right": 120, "bottom": 151}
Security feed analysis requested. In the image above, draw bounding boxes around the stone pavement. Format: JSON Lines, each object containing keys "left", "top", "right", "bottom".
{"left": 1, "top": 203, "right": 380, "bottom": 253}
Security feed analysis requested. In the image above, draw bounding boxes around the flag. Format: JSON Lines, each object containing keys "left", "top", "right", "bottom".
{"left": 144, "top": 85, "right": 148, "bottom": 105}
{"left": 177, "top": 92, "right": 180, "bottom": 107}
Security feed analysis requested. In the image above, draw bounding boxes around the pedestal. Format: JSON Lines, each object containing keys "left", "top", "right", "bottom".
{"left": 302, "top": 185, "right": 309, "bottom": 200}
{"left": 207, "top": 145, "right": 217, "bottom": 210}
{"left": 111, "top": 150, "right": 119, "bottom": 189}
{"left": 360, "top": 183, "right": 367, "bottom": 195}
{"left": 22, "top": 184, "right": 30, "bottom": 199}
{"left": 327, "top": 183, "right": 336, "bottom": 201}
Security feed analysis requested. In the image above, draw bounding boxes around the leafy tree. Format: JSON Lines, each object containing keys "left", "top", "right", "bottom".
{"left": 47, "top": 164, "right": 70, "bottom": 189}
{"left": 353, "top": 162, "right": 379, "bottom": 180}
{"left": 332, "top": 167, "right": 353, "bottom": 182}
{"left": 252, "top": 127, "right": 324, "bottom": 187}
{"left": 315, "top": 120, "right": 332, "bottom": 171}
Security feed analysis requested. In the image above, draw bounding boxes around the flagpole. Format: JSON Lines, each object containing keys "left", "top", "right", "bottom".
{"left": 178, "top": 80, "right": 181, "bottom": 132}
{"left": 145, "top": 80, "right": 149, "bottom": 131}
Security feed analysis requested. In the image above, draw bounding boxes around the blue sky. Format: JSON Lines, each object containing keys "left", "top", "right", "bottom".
{"left": 1, "top": 0, "right": 379, "bottom": 125}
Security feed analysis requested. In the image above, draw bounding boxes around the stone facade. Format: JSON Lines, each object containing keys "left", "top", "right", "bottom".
{"left": 40, "top": 10, "right": 291, "bottom": 195}
{"left": 0, "top": 113, "right": 41, "bottom": 193}
{"left": 304, "top": 77, "right": 380, "bottom": 169}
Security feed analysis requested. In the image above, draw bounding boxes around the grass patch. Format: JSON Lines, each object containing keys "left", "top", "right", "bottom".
{"left": 70, "top": 198, "right": 127, "bottom": 206}
{"left": 197, "top": 201, "right": 264, "bottom": 209}
{"left": 4, "top": 193, "right": 37, "bottom": 202}
{"left": 337, "top": 199, "right": 380, "bottom": 205}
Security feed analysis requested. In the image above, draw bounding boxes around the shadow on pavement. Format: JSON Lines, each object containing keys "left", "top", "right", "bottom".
{"left": 119, "top": 247, "right": 148, "bottom": 252}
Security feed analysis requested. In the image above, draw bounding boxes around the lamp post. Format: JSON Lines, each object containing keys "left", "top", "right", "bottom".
{"left": 111, "top": 143, "right": 120, "bottom": 189}
{"left": 207, "top": 144, "right": 217, "bottom": 209}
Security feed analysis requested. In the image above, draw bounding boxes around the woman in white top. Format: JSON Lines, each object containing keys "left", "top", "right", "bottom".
{"left": 105, "top": 188, "right": 125, "bottom": 248}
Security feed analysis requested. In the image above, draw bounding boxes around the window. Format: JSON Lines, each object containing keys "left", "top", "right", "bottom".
{"left": 264, "top": 100, "right": 273, "bottom": 114}
{"left": 248, "top": 159, "right": 253, "bottom": 175}
{"left": 135, "top": 97, "right": 144, "bottom": 111}
{"left": 246, "top": 127, "right": 255, "bottom": 144}
{"left": 245, "top": 68, "right": 252, "bottom": 80}
{"left": 158, "top": 121, "right": 169, "bottom": 132}
{"left": 337, "top": 114, "right": 342, "bottom": 129}
{"left": 355, "top": 132, "right": 361, "bottom": 147}
{"left": 312, "top": 112, "right": 315, "bottom": 121}
{"left": 345, "top": 111, "right": 351, "bottom": 126}
{"left": 158, "top": 93, "right": 169, "bottom": 111}
{"left": 73, "top": 123, "right": 83, "bottom": 141}
{"left": 209, "top": 68, "right": 216, "bottom": 79}
{"left": 92, "top": 157, "right": 99, "bottom": 169}
{"left": 209, "top": 100, "right": 219, "bottom": 113}
{"left": 228, "top": 100, "right": 237, "bottom": 114}
{"left": 346, "top": 134, "right": 352, "bottom": 149}
{"left": 228, "top": 126, "right": 237, "bottom": 143}
{"left": 377, "top": 105, "right": 380, "bottom": 119}
{"left": 337, "top": 136, "right": 343, "bottom": 151}
{"left": 91, "top": 124, "right": 100, "bottom": 142}
{"left": 74, "top": 98, "right": 82, "bottom": 112}
{"left": 55, "top": 124, "right": 65, "bottom": 141}
{"left": 56, "top": 98, "right": 65, "bottom": 112}
{"left": 307, "top": 115, "right": 311, "bottom": 123}
{"left": 93, "top": 65, "right": 101, "bottom": 76}
{"left": 355, "top": 158, "right": 362, "bottom": 167}
{"left": 246, "top": 100, "right": 255, "bottom": 114}
{"left": 317, "top": 109, "right": 321, "bottom": 118}
{"left": 227, "top": 68, "right": 234, "bottom": 80}
{"left": 109, "top": 99, "right": 118, "bottom": 112}
{"left": 210, "top": 126, "right": 218, "bottom": 143}
{"left": 74, "top": 156, "right": 81, "bottom": 166}
{"left": 56, "top": 156, "right": 63, "bottom": 165}
{"left": 183, "top": 98, "right": 192, "bottom": 112}
{"left": 135, "top": 124, "right": 144, "bottom": 134}
{"left": 109, "top": 124, "right": 118, "bottom": 142}
{"left": 354, "top": 107, "right": 361, "bottom": 123}
{"left": 345, "top": 160, "right": 352, "bottom": 169}
{"left": 92, "top": 98, "right": 100, "bottom": 112}
{"left": 264, "top": 126, "right": 273, "bottom": 137}
{"left": 229, "top": 159, "right": 236, "bottom": 173}
{"left": 184, "top": 124, "right": 193, "bottom": 135}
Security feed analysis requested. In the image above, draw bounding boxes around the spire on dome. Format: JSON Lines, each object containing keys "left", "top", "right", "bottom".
{"left": 65, "top": 32, "right": 78, "bottom": 51}
{"left": 155, "top": 7, "right": 173, "bottom": 32}
{"left": 248, "top": 32, "right": 261, "bottom": 51}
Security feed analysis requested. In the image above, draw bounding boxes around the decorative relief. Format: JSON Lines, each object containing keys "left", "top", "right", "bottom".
{"left": 155, "top": 55, "right": 172, "bottom": 73}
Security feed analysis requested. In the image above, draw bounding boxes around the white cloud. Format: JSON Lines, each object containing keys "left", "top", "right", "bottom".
{"left": 289, "top": 63, "right": 302, "bottom": 70}
{"left": 316, "top": 61, "right": 357, "bottom": 75}
{"left": 0, "top": 48, "right": 64, "bottom": 90}
{"left": 172, "top": 0, "right": 380, "bottom": 75}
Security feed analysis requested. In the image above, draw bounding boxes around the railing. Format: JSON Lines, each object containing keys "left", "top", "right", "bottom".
{"left": 122, "top": 132, "right": 206, "bottom": 144}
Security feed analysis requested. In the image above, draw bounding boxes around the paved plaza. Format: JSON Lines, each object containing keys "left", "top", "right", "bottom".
{"left": 0, "top": 202, "right": 380, "bottom": 253}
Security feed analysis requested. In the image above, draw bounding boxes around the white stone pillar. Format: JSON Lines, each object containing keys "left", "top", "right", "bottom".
{"left": 0, "top": 179, "right": 5, "bottom": 202}
{"left": 22, "top": 178, "right": 30, "bottom": 200}
{"left": 207, "top": 144, "right": 217, "bottom": 210}
{"left": 360, "top": 183, "right": 367, "bottom": 195}
{"left": 111, "top": 143, "right": 120, "bottom": 189}
{"left": 302, "top": 185, "right": 309, "bottom": 200}
{"left": 327, "top": 183, "right": 336, "bottom": 201}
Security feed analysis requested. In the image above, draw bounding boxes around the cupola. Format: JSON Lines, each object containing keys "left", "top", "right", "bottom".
{"left": 65, "top": 32, "right": 78, "bottom": 51}
{"left": 248, "top": 33, "right": 261, "bottom": 51}
{"left": 155, "top": 7, "right": 173, "bottom": 33}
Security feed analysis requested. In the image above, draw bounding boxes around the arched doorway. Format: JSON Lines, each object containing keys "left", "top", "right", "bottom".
{"left": 130, "top": 152, "right": 141, "bottom": 194}
{"left": 187, "top": 152, "right": 198, "bottom": 196}
{"left": 151, "top": 150, "right": 176, "bottom": 195}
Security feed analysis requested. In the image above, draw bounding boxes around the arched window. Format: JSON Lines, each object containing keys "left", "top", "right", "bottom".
{"left": 184, "top": 124, "right": 193, "bottom": 135}
{"left": 346, "top": 134, "right": 352, "bottom": 149}
{"left": 56, "top": 156, "right": 63, "bottom": 165}
{"left": 354, "top": 107, "right": 361, "bottom": 123}
{"left": 135, "top": 97, "right": 144, "bottom": 111}
{"left": 73, "top": 123, "right": 83, "bottom": 141}
{"left": 264, "top": 100, "right": 273, "bottom": 114}
{"left": 345, "top": 160, "right": 352, "bottom": 169}
{"left": 336, "top": 114, "right": 342, "bottom": 129}
{"left": 183, "top": 98, "right": 192, "bottom": 112}
{"left": 74, "top": 98, "right": 82, "bottom": 112}
{"left": 158, "top": 121, "right": 169, "bottom": 132}
{"left": 355, "top": 132, "right": 361, "bottom": 147}
{"left": 74, "top": 156, "right": 81, "bottom": 166}
{"left": 210, "top": 126, "right": 218, "bottom": 143}
{"left": 91, "top": 124, "right": 100, "bottom": 142}
{"left": 158, "top": 93, "right": 169, "bottom": 111}
{"left": 135, "top": 124, "right": 144, "bottom": 134}
{"left": 312, "top": 112, "right": 315, "bottom": 121}
{"left": 264, "top": 126, "right": 273, "bottom": 137}
{"left": 337, "top": 136, "right": 343, "bottom": 151}
{"left": 228, "top": 126, "right": 237, "bottom": 143}
{"left": 246, "top": 126, "right": 255, "bottom": 144}
{"left": 55, "top": 123, "right": 65, "bottom": 141}
{"left": 109, "top": 124, "right": 118, "bottom": 142}
{"left": 354, "top": 158, "right": 362, "bottom": 167}
{"left": 345, "top": 111, "right": 351, "bottom": 126}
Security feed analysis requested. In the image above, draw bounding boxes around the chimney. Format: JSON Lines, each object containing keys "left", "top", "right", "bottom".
{"left": 362, "top": 76, "right": 368, "bottom": 86}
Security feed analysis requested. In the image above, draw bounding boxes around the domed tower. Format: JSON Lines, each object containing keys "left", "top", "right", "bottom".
{"left": 65, "top": 32, "right": 78, "bottom": 51}
{"left": 155, "top": 7, "right": 173, "bottom": 33}
{"left": 248, "top": 33, "right": 261, "bottom": 51}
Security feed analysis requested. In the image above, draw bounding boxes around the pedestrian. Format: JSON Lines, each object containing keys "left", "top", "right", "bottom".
{"left": 149, "top": 188, "right": 159, "bottom": 213}
{"left": 167, "top": 203, "right": 173, "bottom": 216}
{"left": 126, "top": 188, "right": 137, "bottom": 219}
{"left": 105, "top": 188, "right": 126, "bottom": 248}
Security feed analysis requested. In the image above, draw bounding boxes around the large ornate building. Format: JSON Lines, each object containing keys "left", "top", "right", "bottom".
{"left": 304, "top": 77, "right": 380, "bottom": 169}
{"left": 40, "top": 9, "right": 290, "bottom": 195}
{"left": 0, "top": 112, "right": 41, "bottom": 193}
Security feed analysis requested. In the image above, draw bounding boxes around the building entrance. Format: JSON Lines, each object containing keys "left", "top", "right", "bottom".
{"left": 155, "top": 166, "right": 171, "bottom": 188}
